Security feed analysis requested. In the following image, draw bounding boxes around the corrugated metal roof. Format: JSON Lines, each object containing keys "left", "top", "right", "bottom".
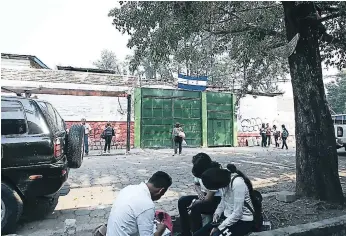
{"left": 1, "top": 53, "right": 50, "bottom": 69}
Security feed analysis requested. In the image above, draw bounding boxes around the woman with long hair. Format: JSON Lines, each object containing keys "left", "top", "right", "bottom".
{"left": 178, "top": 153, "right": 222, "bottom": 236}
{"left": 194, "top": 164, "right": 254, "bottom": 236}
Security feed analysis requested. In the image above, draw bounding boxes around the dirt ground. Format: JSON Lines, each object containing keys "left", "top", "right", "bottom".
{"left": 263, "top": 196, "right": 346, "bottom": 229}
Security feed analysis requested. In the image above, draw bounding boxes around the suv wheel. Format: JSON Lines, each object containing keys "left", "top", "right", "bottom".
{"left": 22, "top": 195, "right": 59, "bottom": 220}
{"left": 1, "top": 182, "right": 23, "bottom": 234}
{"left": 67, "top": 124, "right": 85, "bottom": 168}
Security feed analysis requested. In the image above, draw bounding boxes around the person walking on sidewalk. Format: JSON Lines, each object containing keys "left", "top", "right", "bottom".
{"left": 102, "top": 122, "right": 115, "bottom": 154}
{"left": 265, "top": 123, "right": 272, "bottom": 147}
{"left": 259, "top": 123, "right": 267, "bottom": 147}
{"left": 81, "top": 118, "right": 92, "bottom": 156}
{"left": 172, "top": 122, "right": 184, "bottom": 156}
{"left": 281, "top": 124, "right": 289, "bottom": 150}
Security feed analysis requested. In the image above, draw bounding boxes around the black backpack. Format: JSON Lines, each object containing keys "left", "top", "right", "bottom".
{"left": 231, "top": 175, "right": 263, "bottom": 232}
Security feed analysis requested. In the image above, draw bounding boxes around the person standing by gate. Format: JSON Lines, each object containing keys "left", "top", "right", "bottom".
{"left": 81, "top": 118, "right": 92, "bottom": 156}
{"left": 102, "top": 122, "right": 115, "bottom": 154}
{"left": 259, "top": 124, "right": 267, "bottom": 147}
{"left": 172, "top": 122, "right": 184, "bottom": 156}
{"left": 273, "top": 125, "right": 280, "bottom": 148}
{"left": 266, "top": 123, "right": 272, "bottom": 147}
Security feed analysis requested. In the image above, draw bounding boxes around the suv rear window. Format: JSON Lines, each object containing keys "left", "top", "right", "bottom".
{"left": 1, "top": 100, "right": 27, "bottom": 135}
{"left": 37, "top": 101, "right": 65, "bottom": 131}
{"left": 25, "top": 101, "right": 50, "bottom": 134}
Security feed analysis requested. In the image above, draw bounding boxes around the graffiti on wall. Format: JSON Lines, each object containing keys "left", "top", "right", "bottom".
{"left": 240, "top": 117, "right": 263, "bottom": 132}
{"left": 239, "top": 117, "right": 280, "bottom": 132}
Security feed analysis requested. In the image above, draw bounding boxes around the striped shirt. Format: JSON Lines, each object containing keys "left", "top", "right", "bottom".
{"left": 215, "top": 174, "right": 253, "bottom": 231}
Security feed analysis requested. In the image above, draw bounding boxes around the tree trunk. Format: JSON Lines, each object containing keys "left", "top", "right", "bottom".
{"left": 283, "top": 2, "right": 344, "bottom": 204}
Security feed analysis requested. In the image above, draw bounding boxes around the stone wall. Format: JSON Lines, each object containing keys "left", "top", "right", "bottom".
{"left": 1, "top": 68, "right": 137, "bottom": 86}
{"left": 65, "top": 121, "right": 134, "bottom": 150}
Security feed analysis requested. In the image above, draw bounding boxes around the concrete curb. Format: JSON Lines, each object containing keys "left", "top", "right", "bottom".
{"left": 250, "top": 214, "right": 346, "bottom": 236}
{"left": 9, "top": 214, "right": 346, "bottom": 236}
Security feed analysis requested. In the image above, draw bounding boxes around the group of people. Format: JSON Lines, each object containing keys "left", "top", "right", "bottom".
{"left": 259, "top": 123, "right": 289, "bottom": 150}
{"left": 81, "top": 118, "right": 116, "bottom": 155}
{"left": 105, "top": 152, "right": 260, "bottom": 236}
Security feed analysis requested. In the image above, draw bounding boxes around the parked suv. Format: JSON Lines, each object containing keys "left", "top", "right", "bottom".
{"left": 1, "top": 96, "right": 85, "bottom": 233}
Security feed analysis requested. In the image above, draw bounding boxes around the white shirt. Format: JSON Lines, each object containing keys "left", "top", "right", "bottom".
{"left": 215, "top": 175, "right": 253, "bottom": 231}
{"left": 194, "top": 177, "right": 221, "bottom": 197}
{"left": 106, "top": 182, "right": 155, "bottom": 236}
{"left": 83, "top": 123, "right": 91, "bottom": 135}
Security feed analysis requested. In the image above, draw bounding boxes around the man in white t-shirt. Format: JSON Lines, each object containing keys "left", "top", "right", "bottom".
{"left": 81, "top": 118, "right": 92, "bottom": 155}
{"left": 106, "top": 171, "right": 172, "bottom": 236}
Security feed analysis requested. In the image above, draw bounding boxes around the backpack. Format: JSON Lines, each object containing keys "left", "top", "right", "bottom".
{"left": 282, "top": 129, "right": 289, "bottom": 138}
{"left": 231, "top": 175, "right": 263, "bottom": 232}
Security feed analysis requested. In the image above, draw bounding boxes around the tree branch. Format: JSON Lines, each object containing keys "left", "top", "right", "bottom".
{"left": 205, "top": 27, "right": 252, "bottom": 35}
{"left": 321, "top": 33, "right": 346, "bottom": 51}
{"left": 236, "top": 4, "right": 281, "bottom": 13}
{"left": 319, "top": 12, "right": 345, "bottom": 22}
{"left": 218, "top": 7, "right": 285, "bottom": 38}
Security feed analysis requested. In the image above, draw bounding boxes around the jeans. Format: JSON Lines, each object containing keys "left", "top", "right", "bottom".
{"left": 282, "top": 137, "right": 288, "bottom": 149}
{"left": 84, "top": 134, "right": 89, "bottom": 154}
{"left": 194, "top": 220, "right": 253, "bottom": 236}
{"left": 178, "top": 195, "right": 221, "bottom": 236}
{"left": 266, "top": 135, "right": 271, "bottom": 146}
{"left": 104, "top": 136, "right": 112, "bottom": 152}
{"left": 174, "top": 136, "right": 183, "bottom": 154}
{"left": 261, "top": 133, "right": 266, "bottom": 147}
{"left": 274, "top": 135, "right": 279, "bottom": 147}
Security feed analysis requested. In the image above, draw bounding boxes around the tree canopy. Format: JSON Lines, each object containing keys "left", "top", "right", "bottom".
{"left": 93, "top": 49, "right": 123, "bottom": 74}
{"left": 326, "top": 71, "right": 346, "bottom": 114}
{"left": 109, "top": 1, "right": 346, "bottom": 203}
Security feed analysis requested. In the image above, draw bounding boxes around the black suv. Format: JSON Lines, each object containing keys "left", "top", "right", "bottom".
{"left": 1, "top": 96, "right": 85, "bottom": 233}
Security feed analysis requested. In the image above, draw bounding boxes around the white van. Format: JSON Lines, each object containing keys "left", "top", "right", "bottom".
{"left": 332, "top": 114, "right": 346, "bottom": 150}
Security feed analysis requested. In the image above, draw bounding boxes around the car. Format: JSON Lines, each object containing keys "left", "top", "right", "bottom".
{"left": 1, "top": 95, "right": 85, "bottom": 234}
{"left": 332, "top": 114, "right": 346, "bottom": 151}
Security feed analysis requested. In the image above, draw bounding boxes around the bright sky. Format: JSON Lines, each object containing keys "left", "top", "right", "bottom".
{"left": 0, "top": 0, "right": 339, "bottom": 76}
{"left": 0, "top": 0, "right": 132, "bottom": 69}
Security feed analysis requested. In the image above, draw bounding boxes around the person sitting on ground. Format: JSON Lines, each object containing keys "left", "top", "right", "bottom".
{"left": 106, "top": 171, "right": 172, "bottom": 236}
{"left": 178, "top": 153, "right": 222, "bottom": 236}
{"left": 194, "top": 164, "right": 254, "bottom": 236}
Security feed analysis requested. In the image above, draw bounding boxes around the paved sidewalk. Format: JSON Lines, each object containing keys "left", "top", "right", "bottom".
{"left": 14, "top": 147, "right": 345, "bottom": 235}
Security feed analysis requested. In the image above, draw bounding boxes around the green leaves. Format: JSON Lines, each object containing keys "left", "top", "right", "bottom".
{"left": 326, "top": 71, "right": 346, "bottom": 114}
{"left": 108, "top": 1, "right": 345, "bottom": 93}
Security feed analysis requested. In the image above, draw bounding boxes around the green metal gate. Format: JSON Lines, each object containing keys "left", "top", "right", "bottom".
{"left": 140, "top": 88, "right": 202, "bottom": 148}
{"left": 207, "top": 92, "right": 234, "bottom": 146}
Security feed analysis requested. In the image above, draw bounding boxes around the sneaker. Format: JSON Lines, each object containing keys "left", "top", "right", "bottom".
{"left": 107, "top": 150, "right": 110, "bottom": 153}
{"left": 103, "top": 151, "right": 106, "bottom": 154}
